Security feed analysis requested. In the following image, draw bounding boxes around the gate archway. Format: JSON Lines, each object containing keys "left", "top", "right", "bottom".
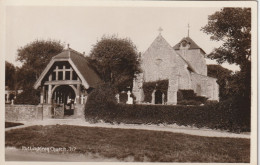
{"left": 52, "top": 85, "right": 76, "bottom": 116}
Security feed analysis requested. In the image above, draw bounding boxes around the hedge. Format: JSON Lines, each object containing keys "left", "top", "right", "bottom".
{"left": 14, "top": 88, "right": 40, "bottom": 105}
{"left": 85, "top": 97, "right": 250, "bottom": 133}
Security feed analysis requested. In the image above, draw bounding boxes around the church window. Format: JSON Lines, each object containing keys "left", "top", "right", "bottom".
{"left": 155, "top": 59, "right": 163, "bottom": 66}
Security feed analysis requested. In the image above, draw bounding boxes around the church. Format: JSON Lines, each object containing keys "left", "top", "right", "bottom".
{"left": 132, "top": 30, "right": 219, "bottom": 105}
{"left": 33, "top": 29, "right": 219, "bottom": 118}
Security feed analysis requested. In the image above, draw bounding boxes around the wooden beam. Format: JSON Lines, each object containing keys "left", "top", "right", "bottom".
{"left": 63, "top": 65, "right": 65, "bottom": 80}
{"left": 54, "top": 68, "right": 73, "bottom": 72}
{"left": 55, "top": 66, "right": 58, "bottom": 80}
{"left": 44, "top": 80, "right": 81, "bottom": 85}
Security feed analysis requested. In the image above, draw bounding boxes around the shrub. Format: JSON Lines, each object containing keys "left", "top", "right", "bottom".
{"left": 177, "top": 90, "right": 208, "bottom": 105}
{"left": 178, "top": 100, "right": 202, "bottom": 106}
{"left": 85, "top": 84, "right": 117, "bottom": 122}
{"left": 14, "top": 88, "right": 40, "bottom": 105}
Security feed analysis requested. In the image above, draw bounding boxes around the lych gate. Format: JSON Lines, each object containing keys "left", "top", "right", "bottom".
{"left": 34, "top": 47, "right": 102, "bottom": 118}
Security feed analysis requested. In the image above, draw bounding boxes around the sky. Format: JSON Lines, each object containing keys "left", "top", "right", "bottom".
{"left": 5, "top": 6, "right": 240, "bottom": 71}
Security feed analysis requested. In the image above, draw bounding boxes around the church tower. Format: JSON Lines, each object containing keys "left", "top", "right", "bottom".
{"left": 173, "top": 37, "right": 207, "bottom": 76}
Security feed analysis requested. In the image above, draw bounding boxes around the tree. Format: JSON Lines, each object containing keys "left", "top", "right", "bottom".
{"left": 5, "top": 61, "right": 16, "bottom": 90}
{"left": 207, "top": 64, "right": 233, "bottom": 101}
{"left": 202, "top": 8, "right": 251, "bottom": 115}
{"left": 201, "top": 8, "right": 251, "bottom": 71}
{"left": 17, "top": 40, "right": 64, "bottom": 89}
{"left": 89, "top": 35, "right": 141, "bottom": 91}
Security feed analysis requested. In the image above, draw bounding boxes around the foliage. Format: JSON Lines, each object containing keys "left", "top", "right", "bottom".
{"left": 177, "top": 100, "right": 201, "bottom": 106}
{"left": 85, "top": 83, "right": 117, "bottom": 121}
{"left": 88, "top": 35, "right": 141, "bottom": 92}
{"left": 16, "top": 40, "right": 64, "bottom": 89}
{"left": 142, "top": 80, "right": 168, "bottom": 103}
{"left": 177, "top": 90, "right": 207, "bottom": 105}
{"left": 207, "top": 64, "right": 233, "bottom": 101}
{"left": 202, "top": 8, "right": 251, "bottom": 116}
{"left": 85, "top": 98, "right": 250, "bottom": 132}
{"left": 201, "top": 8, "right": 251, "bottom": 70}
{"left": 5, "top": 61, "right": 16, "bottom": 90}
{"left": 14, "top": 88, "right": 40, "bottom": 105}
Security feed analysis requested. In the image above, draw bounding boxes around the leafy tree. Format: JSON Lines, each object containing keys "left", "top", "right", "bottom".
{"left": 202, "top": 8, "right": 251, "bottom": 115}
{"left": 202, "top": 8, "right": 251, "bottom": 71}
{"left": 5, "top": 61, "right": 16, "bottom": 90}
{"left": 89, "top": 35, "right": 141, "bottom": 91}
{"left": 17, "top": 40, "right": 64, "bottom": 89}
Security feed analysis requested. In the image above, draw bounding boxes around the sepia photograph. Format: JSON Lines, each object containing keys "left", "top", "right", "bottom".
{"left": 1, "top": 0, "right": 257, "bottom": 164}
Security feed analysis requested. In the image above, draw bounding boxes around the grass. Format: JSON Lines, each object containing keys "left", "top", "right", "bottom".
{"left": 5, "top": 122, "right": 24, "bottom": 128}
{"left": 5, "top": 125, "right": 250, "bottom": 162}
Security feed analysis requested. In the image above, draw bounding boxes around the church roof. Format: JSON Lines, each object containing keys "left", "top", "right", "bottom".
{"left": 34, "top": 48, "right": 103, "bottom": 89}
{"left": 143, "top": 34, "right": 197, "bottom": 73}
{"left": 173, "top": 37, "right": 206, "bottom": 54}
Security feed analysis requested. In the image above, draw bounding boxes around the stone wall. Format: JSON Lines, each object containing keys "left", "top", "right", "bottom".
{"left": 74, "top": 104, "right": 85, "bottom": 119}
{"left": 5, "top": 104, "right": 85, "bottom": 122}
{"left": 5, "top": 105, "right": 43, "bottom": 122}
{"left": 190, "top": 73, "right": 219, "bottom": 101}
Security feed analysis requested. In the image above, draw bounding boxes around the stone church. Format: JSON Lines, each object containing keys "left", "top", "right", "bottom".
{"left": 33, "top": 30, "right": 219, "bottom": 118}
{"left": 132, "top": 32, "right": 219, "bottom": 105}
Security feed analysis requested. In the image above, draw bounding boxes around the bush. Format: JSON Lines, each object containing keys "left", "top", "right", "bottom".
{"left": 85, "top": 96, "right": 250, "bottom": 132}
{"left": 14, "top": 88, "right": 40, "bottom": 105}
{"left": 178, "top": 100, "right": 202, "bottom": 106}
{"left": 85, "top": 84, "right": 117, "bottom": 122}
{"left": 177, "top": 90, "right": 208, "bottom": 105}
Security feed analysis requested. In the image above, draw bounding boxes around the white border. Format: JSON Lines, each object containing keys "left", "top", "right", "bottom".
{"left": 0, "top": 1, "right": 257, "bottom": 165}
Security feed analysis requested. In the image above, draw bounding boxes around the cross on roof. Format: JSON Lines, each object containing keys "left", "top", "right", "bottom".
{"left": 158, "top": 27, "right": 163, "bottom": 34}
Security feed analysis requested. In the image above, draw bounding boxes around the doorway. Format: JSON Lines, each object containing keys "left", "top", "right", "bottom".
{"left": 155, "top": 90, "right": 163, "bottom": 104}
{"left": 52, "top": 85, "right": 76, "bottom": 117}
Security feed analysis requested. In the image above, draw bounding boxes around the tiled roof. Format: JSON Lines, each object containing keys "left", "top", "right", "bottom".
{"left": 173, "top": 37, "right": 206, "bottom": 54}
{"left": 53, "top": 48, "right": 103, "bottom": 88}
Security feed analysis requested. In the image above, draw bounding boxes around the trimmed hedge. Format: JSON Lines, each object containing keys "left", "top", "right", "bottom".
{"left": 85, "top": 97, "right": 250, "bottom": 133}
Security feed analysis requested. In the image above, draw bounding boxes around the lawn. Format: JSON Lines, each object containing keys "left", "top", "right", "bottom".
{"left": 5, "top": 122, "right": 24, "bottom": 128}
{"left": 5, "top": 125, "right": 250, "bottom": 162}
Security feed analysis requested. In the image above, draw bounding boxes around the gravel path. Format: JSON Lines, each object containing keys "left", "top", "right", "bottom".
{"left": 5, "top": 147, "right": 122, "bottom": 162}
{"left": 5, "top": 119, "right": 250, "bottom": 139}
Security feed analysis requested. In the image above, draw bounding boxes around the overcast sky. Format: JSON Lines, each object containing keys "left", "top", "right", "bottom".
{"left": 5, "top": 6, "right": 240, "bottom": 71}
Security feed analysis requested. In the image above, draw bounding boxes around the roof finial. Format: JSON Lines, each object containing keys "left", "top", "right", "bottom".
{"left": 67, "top": 43, "right": 70, "bottom": 49}
{"left": 158, "top": 27, "right": 163, "bottom": 35}
{"left": 187, "top": 24, "right": 190, "bottom": 37}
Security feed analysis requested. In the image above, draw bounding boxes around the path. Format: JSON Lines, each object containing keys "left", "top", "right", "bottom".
{"left": 5, "top": 119, "right": 250, "bottom": 139}
{"left": 5, "top": 147, "right": 121, "bottom": 162}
